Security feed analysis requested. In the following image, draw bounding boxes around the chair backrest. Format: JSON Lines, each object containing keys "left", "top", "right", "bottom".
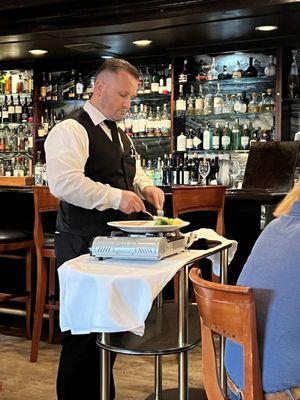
{"left": 172, "top": 185, "right": 226, "bottom": 235}
{"left": 189, "top": 268, "right": 263, "bottom": 400}
{"left": 33, "top": 186, "right": 60, "bottom": 253}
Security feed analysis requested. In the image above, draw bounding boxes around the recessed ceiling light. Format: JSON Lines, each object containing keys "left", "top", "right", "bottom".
{"left": 132, "top": 40, "right": 152, "bottom": 47}
{"left": 101, "top": 55, "right": 114, "bottom": 59}
{"left": 255, "top": 25, "right": 278, "bottom": 32}
{"left": 29, "top": 49, "right": 48, "bottom": 55}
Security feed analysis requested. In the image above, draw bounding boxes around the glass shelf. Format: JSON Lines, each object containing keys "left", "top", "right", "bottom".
{"left": 0, "top": 92, "right": 33, "bottom": 97}
{"left": 174, "top": 111, "right": 275, "bottom": 120}
{"left": 132, "top": 94, "right": 171, "bottom": 102}
{"left": 41, "top": 99, "right": 86, "bottom": 106}
{"left": 0, "top": 150, "right": 33, "bottom": 159}
{"left": 175, "top": 76, "right": 275, "bottom": 87}
{"left": 131, "top": 135, "right": 171, "bottom": 140}
{"left": 0, "top": 122, "right": 33, "bottom": 126}
{"left": 173, "top": 149, "right": 249, "bottom": 154}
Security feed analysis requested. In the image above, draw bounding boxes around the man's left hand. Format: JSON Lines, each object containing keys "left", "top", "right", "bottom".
{"left": 142, "top": 186, "right": 165, "bottom": 212}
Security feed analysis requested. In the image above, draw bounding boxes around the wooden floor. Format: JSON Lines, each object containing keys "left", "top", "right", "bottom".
{"left": 0, "top": 332, "right": 204, "bottom": 400}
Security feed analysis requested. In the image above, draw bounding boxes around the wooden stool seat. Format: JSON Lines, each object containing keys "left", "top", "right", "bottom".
{"left": 0, "top": 228, "right": 34, "bottom": 339}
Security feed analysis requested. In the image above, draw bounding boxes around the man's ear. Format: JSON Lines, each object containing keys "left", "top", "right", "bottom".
{"left": 94, "top": 79, "right": 104, "bottom": 96}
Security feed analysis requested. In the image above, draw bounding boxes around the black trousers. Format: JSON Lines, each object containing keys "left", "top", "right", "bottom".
{"left": 56, "top": 232, "right": 116, "bottom": 400}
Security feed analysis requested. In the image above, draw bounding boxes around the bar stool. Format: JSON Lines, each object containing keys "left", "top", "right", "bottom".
{"left": 30, "top": 186, "right": 59, "bottom": 362}
{"left": 172, "top": 185, "right": 226, "bottom": 301}
{"left": 0, "top": 228, "right": 34, "bottom": 339}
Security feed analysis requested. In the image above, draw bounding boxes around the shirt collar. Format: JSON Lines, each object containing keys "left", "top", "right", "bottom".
{"left": 83, "top": 101, "right": 107, "bottom": 126}
{"left": 290, "top": 200, "right": 300, "bottom": 215}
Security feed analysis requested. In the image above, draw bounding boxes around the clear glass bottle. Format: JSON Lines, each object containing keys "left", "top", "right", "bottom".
{"left": 175, "top": 84, "right": 186, "bottom": 117}
{"left": 232, "top": 118, "right": 241, "bottom": 150}
{"left": 177, "top": 132, "right": 187, "bottom": 152}
{"left": 186, "top": 85, "right": 196, "bottom": 116}
{"left": 203, "top": 83, "right": 214, "bottom": 115}
{"left": 222, "top": 94, "right": 234, "bottom": 114}
{"left": 178, "top": 58, "right": 189, "bottom": 83}
{"left": 202, "top": 124, "right": 212, "bottom": 150}
{"left": 264, "top": 55, "right": 276, "bottom": 77}
{"left": 35, "top": 151, "right": 44, "bottom": 186}
{"left": 207, "top": 57, "right": 218, "bottom": 81}
{"left": 241, "top": 123, "right": 250, "bottom": 150}
{"left": 288, "top": 49, "right": 299, "bottom": 99}
{"left": 233, "top": 92, "right": 247, "bottom": 113}
{"left": 263, "top": 88, "right": 275, "bottom": 112}
{"left": 195, "top": 59, "right": 207, "bottom": 82}
{"left": 213, "top": 82, "right": 223, "bottom": 114}
{"left": 212, "top": 122, "right": 222, "bottom": 150}
{"left": 160, "top": 103, "right": 171, "bottom": 136}
{"left": 248, "top": 92, "right": 261, "bottom": 113}
{"left": 195, "top": 84, "right": 204, "bottom": 115}
{"left": 143, "top": 67, "right": 151, "bottom": 94}
{"left": 232, "top": 60, "right": 244, "bottom": 79}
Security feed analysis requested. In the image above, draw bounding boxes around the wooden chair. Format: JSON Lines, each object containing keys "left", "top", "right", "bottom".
{"left": 172, "top": 185, "right": 226, "bottom": 236}
{"left": 172, "top": 185, "right": 226, "bottom": 300}
{"left": 189, "top": 268, "right": 263, "bottom": 400}
{"left": 0, "top": 229, "right": 34, "bottom": 339}
{"left": 30, "top": 186, "right": 59, "bottom": 362}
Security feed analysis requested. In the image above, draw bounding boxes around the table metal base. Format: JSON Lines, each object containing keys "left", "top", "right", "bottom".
{"left": 144, "top": 388, "right": 207, "bottom": 400}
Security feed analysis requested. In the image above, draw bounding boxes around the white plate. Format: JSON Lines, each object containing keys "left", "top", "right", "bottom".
{"left": 107, "top": 220, "right": 190, "bottom": 233}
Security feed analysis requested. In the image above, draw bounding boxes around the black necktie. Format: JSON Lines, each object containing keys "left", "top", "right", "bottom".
{"left": 104, "top": 119, "right": 122, "bottom": 150}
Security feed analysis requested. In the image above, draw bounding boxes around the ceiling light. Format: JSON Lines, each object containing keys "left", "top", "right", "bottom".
{"left": 132, "top": 40, "right": 152, "bottom": 47}
{"left": 101, "top": 55, "right": 114, "bottom": 59}
{"left": 29, "top": 49, "right": 48, "bottom": 55}
{"left": 255, "top": 25, "right": 278, "bottom": 32}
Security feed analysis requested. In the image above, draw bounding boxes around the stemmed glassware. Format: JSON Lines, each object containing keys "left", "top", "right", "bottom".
{"left": 288, "top": 49, "right": 299, "bottom": 99}
{"left": 198, "top": 159, "right": 210, "bottom": 185}
{"left": 229, "top": 160, "right": 241, "bottom": 189}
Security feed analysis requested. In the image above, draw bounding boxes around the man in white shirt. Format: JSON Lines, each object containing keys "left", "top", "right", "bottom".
{"left": 45, "top": 58, "right": 165, "bottom": 400}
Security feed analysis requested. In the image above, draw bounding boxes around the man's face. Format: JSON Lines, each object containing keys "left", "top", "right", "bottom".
{"left": 92, "top": 69, "right": 138, "bottom": 121}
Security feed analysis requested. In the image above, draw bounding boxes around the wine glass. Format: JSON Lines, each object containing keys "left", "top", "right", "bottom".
{"left": 198, "top": 159, "right": 210, "bottom": 185}
{"left": 229, "top": 160, "right": 241, "bottom": 189}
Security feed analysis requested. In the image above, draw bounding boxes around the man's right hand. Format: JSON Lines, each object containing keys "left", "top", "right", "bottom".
{"left": 119, "top": 190, "right": 146, "bottom": 214}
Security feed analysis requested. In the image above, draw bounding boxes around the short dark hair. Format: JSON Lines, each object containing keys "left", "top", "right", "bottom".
{"left": 95, "top": 58, "right": 139, "bottom": 80}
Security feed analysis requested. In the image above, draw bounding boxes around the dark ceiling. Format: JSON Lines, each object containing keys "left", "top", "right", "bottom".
{"left": 1, "top": 0, "right": 300, "bottom": 66}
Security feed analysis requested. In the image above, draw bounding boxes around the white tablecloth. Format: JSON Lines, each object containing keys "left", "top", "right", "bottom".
{"left": 58, "top": 229, "right": 237, "bottom": 336}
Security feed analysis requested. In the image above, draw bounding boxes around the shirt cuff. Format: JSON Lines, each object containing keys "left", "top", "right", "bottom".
{"left": 94, "top": 186, "right": 122, "bottom": 211}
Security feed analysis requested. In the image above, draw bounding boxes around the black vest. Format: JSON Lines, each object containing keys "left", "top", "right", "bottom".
{"left": 56, "top": 108, "right": 136, "bottom": 236}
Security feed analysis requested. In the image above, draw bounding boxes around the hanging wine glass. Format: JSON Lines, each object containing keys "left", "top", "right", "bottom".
{"left": 229, "top": 160, "right": 241, "bottom": 189}
{"left": 288, "top": 49, "right": 299, "bottom": 99}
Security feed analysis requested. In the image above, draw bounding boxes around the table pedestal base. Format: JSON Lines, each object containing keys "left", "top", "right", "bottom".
{"left": 144, "top": 388, "right": 207, "bottom": 400}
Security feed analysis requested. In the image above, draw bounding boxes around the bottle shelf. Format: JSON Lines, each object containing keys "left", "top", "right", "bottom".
{"left": 0, "top": 92, "right": 33, "bottom": 97}
{"left": 174, "top": 111, "right": 275, "bottom": 120}
{"left": 173, "top": 149, "right": 249, "bottom": 154}
{"left": 0, "top": 122, "right": 34, "bottom": 126}
{"left": 131, "top": 135, "right": 171, "bottom": 140}
{"left": 40, "top": 99, "right": 86, "bottom": 106}
{"left": 133, "top": 94, "right": 171, "bottom": 101}
{"left": 175, "top": 76, "right": 275, "bottom": 87}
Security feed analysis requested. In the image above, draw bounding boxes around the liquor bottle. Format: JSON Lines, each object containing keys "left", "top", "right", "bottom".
{"left": 68, "top": 70, "right": 76, "bottom": 99}
{"left": 172, "top": 156, "right": 179, "bottom": 185}
{"left": 259, "top": 130, "right": 269, "bottom": 142}
{"left": 203, "top": 124, "right": 211, "bottom": 150}
{"left": 143, "top": 67, "right": 151, "bottom": 94}
{"left": 264, "top": 55, "right": 276, "bottom": 77}
{"left": 195, "top": 84, "right": 204, "bottom": 115}
{"left": 58, "top": 73, "right": 65, "bottom": 100}
{"left": 178, "top": 58, "right": 189, "bottom": 83}
{"left": 2, "top": 96, "right": 9, "bottom": 123}
{"left": 203, "top": 83, "right": 213, "bottom": 115}
{"left": 218, "top": 65, "right": 232, "bottom": 80}
{"left": 212, "top": 123, "right": 222, "bottom": 150}
{"left": 250, "top": 130, "right": 260, "bottom": 146}
{"left": 175, "top": 84, "right": 186, "bottom": 117}
{"left": 232, "top": 118, "right": 241, "bottom": 150}
{"left": 0, "top": 71, "right": 5, "bottom": 94}
{"left": 153, "top": 105, "right": 161, "bottom": 136}
{"left": 176, "top": 132, "right": 187, "bottom": 152}
{"left": 193, "top": 129, "right": 203, "bottom": 150}
{"left": 222, "top": 94, "right": 234, "bottom": 114}
{"left": 145, "top": 108, "right": 154, "bottom": 136}
{"left": 158, "top": 66, "right": 166, "bottom": 94}
{"left": 221, "top": 122, "right": 232, "bottom": 150}
{"left": 186, "top": 129, "right": 194, "bottom": 151}
{"left": 213, "top": 82, "right": 223, "bottom": 114}
{"left": 240, "top": 123, "right": 250, "bottom": 150}
{"left": 139, "top": 104, "right": 147, "bottom": 137}
{"left": 34, "top": 151, "right": 44, "bottom": 186}
{"left": 8, "top": 95, "right": 15, "bottom": 123}
{"left": 153, "top": 157, "right": 163, "bottom": 186}
{"left": 150, "top": 66, "right": 160, "bottom": 93}
{"left": 52, "top": 76, "right": 58, "bottom": 101}
{"left": 195, "top": 59, "right": 207, "bottom": 81}
{"left": 40, "top": 72, "right": 47, "bottom": 100}
{"left": 15, "top": 95, "right": 22, "bottom": 123}
{"left": 288, "top": 50, "right": 299, "bottom": 99}
{"left": 27, "top": 97, "right": 34, "bottom": 123}
{"left": 16, "top": 74, "right": 24, "bottom": 93}
{"left": 207, "top": 57, "right": 218, "bottom": 81}
{"left": 189, "top": 157, "right": 198, "bottom": 185}
{"left": 160, "top": 103, "right": 171, "bottom": 136}
{"left": 186, "top": 85, "right": 196, "bottom": 116}
{"left": 244, "top": 57, "right": 258, "bottom": 78}
{"left": 76, "top": 72, "right": 84, "bottom": 99}
{"left": 233, "top": 92, "right": 247, "bottom": 113}
{"left": 232, "top": 60, "right": 244, "bottom": 79}
{"left": 262, "top": 88, "right": 275, "bottom": 112}
{"left": 248, "top": 92, "right": 260, "bottom": 113}
{"left": 182, "top": 153, "right": 190, "bottom": 185}
{"left": 4, "top": 71, "right": 12, "bottom": 94}
{"left": 165, "top": 64, "right": 172, "bottom": 94}
{"left": 46, "top": 72, "right": 52, "bottom": 101}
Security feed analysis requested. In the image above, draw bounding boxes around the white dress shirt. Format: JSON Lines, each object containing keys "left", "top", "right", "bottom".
{"left": 45, "top": 101, "right": 153, "bottom": 211}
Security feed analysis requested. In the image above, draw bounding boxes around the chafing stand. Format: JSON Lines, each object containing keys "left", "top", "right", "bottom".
{"left": 97, "top": 243, "right": 231, "bottom": 400}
